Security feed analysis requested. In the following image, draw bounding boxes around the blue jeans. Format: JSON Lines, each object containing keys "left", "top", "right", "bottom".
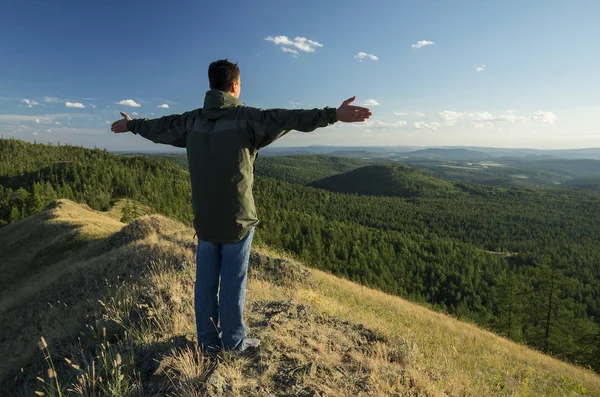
{"left": 194, "top": 228, "right": 254, "bottom": 351}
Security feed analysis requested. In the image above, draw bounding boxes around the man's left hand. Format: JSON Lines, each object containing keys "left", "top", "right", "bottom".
{"left": 111, "top": 111, "right": 132, "bottom": 133}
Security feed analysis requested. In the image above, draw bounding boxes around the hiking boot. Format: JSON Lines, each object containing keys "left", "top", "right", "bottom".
{"left": 240, "top": 338, "right": 260, "bottom": 352}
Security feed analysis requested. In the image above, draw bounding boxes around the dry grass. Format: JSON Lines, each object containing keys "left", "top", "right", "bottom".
{"left": 1, "top": 199, "right": 599, "bottom": 396}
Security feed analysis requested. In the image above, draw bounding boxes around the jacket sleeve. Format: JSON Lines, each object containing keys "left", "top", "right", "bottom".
{"left": 127, "top": 111, "right": 196, "bottom": 148}
{"left": 243, "top": 107, "right": 337, "bottom": 149}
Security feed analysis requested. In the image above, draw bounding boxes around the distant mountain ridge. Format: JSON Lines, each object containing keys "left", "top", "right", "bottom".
{"left": 400, "top": 148, "right": 490, "bottom": 159}
{"left": 260, "top": 145, "right": 600, "bottom": 160}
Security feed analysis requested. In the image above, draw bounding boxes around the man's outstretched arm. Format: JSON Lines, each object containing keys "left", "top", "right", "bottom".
{"left": 111, "top": 111, "right": 195, "bottom": 148}
{"left": 244, "top": 96, "right": 372, "bottom": 149}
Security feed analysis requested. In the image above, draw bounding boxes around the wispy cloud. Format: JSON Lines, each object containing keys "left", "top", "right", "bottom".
{"left": 530, "top": 111, "right": 558, "bottom": 124}
{"left": 354, "top": 52, "right": 379, "bottom": 61}
{"left": 282, "top": 47, "right": 299, "bottom": 57}
{"left": 118, "top": 99, "right": 142, "bottom": 107}
{"left": 363, "top": 99, "right": 380, "bottom": 106}
{"left": 411, "top": 40, "right": 435, "bottom": 49}
{"left": 413, "top": 121, "right": 440, "bottom": 130}
{"left": 44, "top": 96, "right": 64, "bottom": 103}
{"left": 395, "top": 111, "right": 426, "bottom": 117}
{"left": 132, "top": 112, "right": 139, "bottom": 116}
{"left": 365, "top": 120, "right": 407, "bottom": 129}
{"left": 157, "top": 104, "right": 169, "bottom": 109}
{"left": 265, "top": 35, "right": 323, "bottom": 55}
{"left": 438, "top": 110, "right": 558, "bottom": 126}
{"left": 23, "top": 99, "right": 40, "bottom": 108}
{"left": 0, "top": 113, "right": 90, "bottom": 123}
{"left": 65, "top": 102, "right": 86, "bottom": 108}
{"left": 475, "top": 64, "right": 487, "bottom": 72}
{"left": 439, "top": 111, "right": 493, "bottom": 125}
{"left": 282, "top": 47, "right": 299, "bottom": 55}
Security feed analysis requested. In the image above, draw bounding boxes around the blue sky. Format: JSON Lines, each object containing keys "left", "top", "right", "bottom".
{"left": 1, "top": 0, "right": 599, "bottom": 151}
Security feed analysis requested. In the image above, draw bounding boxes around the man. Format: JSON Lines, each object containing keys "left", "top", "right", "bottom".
{"left": 112, "top": 59, "right": 371, "bottom": 354}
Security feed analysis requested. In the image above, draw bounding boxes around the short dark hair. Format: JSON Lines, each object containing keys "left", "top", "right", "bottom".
{"left": 208, "top": 59, "right": 240, "bottom": 92}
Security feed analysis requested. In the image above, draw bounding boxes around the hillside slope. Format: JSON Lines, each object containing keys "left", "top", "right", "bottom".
{"left": 310, "top": 164, "right": 462, "bottom": 198}
{"left": 1, "top": 200, "right": 599, "bottom": 396}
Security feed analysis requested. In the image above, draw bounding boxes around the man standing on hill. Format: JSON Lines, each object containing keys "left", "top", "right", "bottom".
{"left": 111, "top": 59, "right": 371, "bottom": 354}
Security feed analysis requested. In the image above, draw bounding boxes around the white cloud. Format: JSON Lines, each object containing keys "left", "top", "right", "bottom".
{"left": 415, "top": 112, "right": 426, "bottom": 117}
{"left": 23, "top": 99, "right": 40, "bottom": 108}
{"left": 66, "top": 102, "right": 86, "bottom": 108}
{"left": 413, "top": 121, "right": 440, "bottom": 130}
{"left": 105, "top": 120, "right": 111, "bottom": 124}
{"left": 363, "top": 99, "right": 380, "bottom": 106}
{"left": 265, "top": 35, "right": 323, "bottom": 54}
{"left": 35, "top": 118, "right": 41, "bottom": 124}
{"left": 411, "top": 40, "right": 435, "bottom": 49}
{"left": 439, "top": 110, "right": 494, "bottom": 125}
{"left": 282, "top": 47, "right": 299, "bottom": 56}
{"left": 494, "top": 114, "right": 520, "bottom": 123}
{"left": 437, "top": 110, "right": 558, "bottom": 126}
{"left": 365, "top": 120, "right": 407, "bottom": 129}
{"left": 33, "top": 132, "right": 40, "bottom": 136}
{"left": 118, "top": 99, "right": 141, "bottom": 107}
{"left": 90, "top": 104, "right": 97, "bottom": 108}
{"left": 157, "top": 104, "right": 169, "bottom": 109}
{"left": 530, "top": 111, "right": 558, "bottom": 124}
{"left": 132, "top": 112, "right": 139, "bottom": 116}
{"left": 265, "top": 35, "right": 294, "bottom": 45}
{"left": 475, "top": 64, "right": 487, "bottom": 72}
{"left": 354, "top": 52, "right": 379, "bottom": 61}
{"left": 46, "top": 129, "right": 53, "bottom": 133}
{"left": 394, "top": 112, "right": 407, "bottom": 116}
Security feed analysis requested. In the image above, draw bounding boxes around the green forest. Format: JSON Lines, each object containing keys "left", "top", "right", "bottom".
{"left": 1, "top": 138, "right": 599, "bottom": 371}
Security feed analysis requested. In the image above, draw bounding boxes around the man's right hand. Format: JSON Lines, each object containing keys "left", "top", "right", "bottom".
{"left": 336, "top": 96, "right": 372, "bottom": 123}
{"left": 111, "top": 111, "right": 132, "bottom": 133}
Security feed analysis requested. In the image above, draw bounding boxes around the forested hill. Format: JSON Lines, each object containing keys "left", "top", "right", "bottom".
{"left": 0, "top": 139, "right": 192, "bottom": 227}
{"left": 1, "top": 138, "right": 600, "bottom": 371}
{"left": 310, "top": 164, "right": 462, "bottom": 198}
{"left": 252, "top": 154, "right": 369, "bottom": 185}
{"left": 565, "top": 176, "right": 600, "bottom": 192}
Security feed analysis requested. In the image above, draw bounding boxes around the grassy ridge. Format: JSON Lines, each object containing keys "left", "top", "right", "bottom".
{"left": 1, "top": 200, "right": 599, "bottom": 396}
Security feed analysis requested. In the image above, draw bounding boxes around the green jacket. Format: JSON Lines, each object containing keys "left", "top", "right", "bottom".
{"left": 128, "top": 90, "right": 337, "bottom": 243}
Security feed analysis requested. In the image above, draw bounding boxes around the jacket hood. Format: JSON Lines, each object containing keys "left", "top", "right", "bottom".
{"left": 201, "top": 90, "right": 244, "bottom": 120}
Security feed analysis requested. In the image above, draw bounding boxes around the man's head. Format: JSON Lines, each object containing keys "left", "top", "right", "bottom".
{"left": 208, "top": 59, "right": 241, "bottom": 98}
